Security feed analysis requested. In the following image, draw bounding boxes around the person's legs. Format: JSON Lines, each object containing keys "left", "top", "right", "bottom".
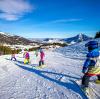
{"left": 95, "top": 75, "right": 100, "bottom": 84}
{"left": 14, "top": 57, "right": 16, "bottom": 61}
{"left": 97, "top": 75, "right": 100, "bottom": 80}
{"left": 42, "top": 60, "right": 44, "bottom": 65}
{"left": 82, "top": 75, "right": 91, "bottom": 88}
{"left": 27, "top": 58, "right": 29, "bottom": 63}
{"left": 39, "top": 61, "right": 42, "bottom": 66}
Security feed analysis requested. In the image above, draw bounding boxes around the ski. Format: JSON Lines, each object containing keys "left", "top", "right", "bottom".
{"left": 74, "top": 80, "right": 94, "bottom": 99}
{"left": 89, "top": 82, "right": 100, "bottom": 98}
{"left": 32, "top": 65, "right": 46, "bottom": 69}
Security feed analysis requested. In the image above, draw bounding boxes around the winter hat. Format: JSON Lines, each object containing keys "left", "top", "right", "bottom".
{"left": 24, "top": 48, "right": 29, "bottom": 51}
{"left": 40, "top": 48, "right": 43, "bottom": 52}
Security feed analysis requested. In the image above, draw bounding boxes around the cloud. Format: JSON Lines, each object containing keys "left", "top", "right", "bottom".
{"left": 51, "top": 19, "right": 82, "bottom": 23}
{"left": 0, "top": 0, "right": 34, "bottom": 21}
{"left": 32, "top": 18, "right": 83, "bottom": 26}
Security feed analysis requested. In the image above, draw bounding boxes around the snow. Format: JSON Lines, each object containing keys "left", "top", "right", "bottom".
{"left": 0, "top": 32, "right": 14, "bottom": 37}
{"left": 0, "top": 39, "right": 100, "bottom": 99}
{"left": 0, "top": 32, "right": 8, "bottom": 35}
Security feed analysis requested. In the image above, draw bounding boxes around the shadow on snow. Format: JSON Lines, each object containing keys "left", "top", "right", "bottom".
{"left": 15, "top": 62, "right": 87, "bottom": 99}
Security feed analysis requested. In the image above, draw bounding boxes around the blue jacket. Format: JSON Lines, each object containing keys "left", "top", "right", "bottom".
{"left": 83, "top": 48, "right": 100, "bottom": 71}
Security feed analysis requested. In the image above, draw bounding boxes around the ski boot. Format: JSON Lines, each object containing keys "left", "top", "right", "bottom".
{"left": 95, "top": 79, "right": 100, "bottom": 84}
{"left": 83, "top": 87, "right": 89, "bottom": 92}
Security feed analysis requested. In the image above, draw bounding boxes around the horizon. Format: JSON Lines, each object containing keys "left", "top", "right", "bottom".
{"left": 0, "top": 0, "right": 100, "bottom": 38}
{"left": 0, "top": 31, "right": 93, "bottom": 39}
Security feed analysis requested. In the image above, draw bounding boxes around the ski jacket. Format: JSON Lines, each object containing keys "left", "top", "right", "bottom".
{"left": 40, "top": 51, "right": 45, "bottom": 61}
{"left": 83, "top": 49, "right": 99, "bottom": 68}
{"left": 25, "top": 52, "right": 30, "bottom": 59}
{"left": 83, "top": 48, "right": 100, "bottom": 76}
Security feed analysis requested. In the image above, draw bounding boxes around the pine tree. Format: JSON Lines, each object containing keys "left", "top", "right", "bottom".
{"left": 95, "top": 31, "right": 100, "bottom": 38}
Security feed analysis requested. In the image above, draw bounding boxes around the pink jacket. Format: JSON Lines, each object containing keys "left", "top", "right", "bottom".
{"left": 40, "top": 51, "right": 45, "bottom": 61}
{"left": 25, "top": 52, "right": 30, "bottom": 59}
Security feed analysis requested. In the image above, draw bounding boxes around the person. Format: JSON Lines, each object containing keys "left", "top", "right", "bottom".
{"left": 23, "top": 49, "right": 30, "bottom": 64}
{"left": 39, "top": 48, "right": 45, "bottom": 66}
{"left": 11, "top": 51, "right": 16, "bottom": 61}
{"left": 34, "top": 49, "right": 38, "bottom": 57}
{"left": 82, "top": 41, "right": 100, "bottom": 93}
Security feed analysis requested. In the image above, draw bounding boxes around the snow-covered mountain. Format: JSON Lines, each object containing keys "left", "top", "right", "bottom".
{"left": 0, "top": 32, "right": 15, "bottom": 36}
{"left": 0, "top": 32, "right": 34, "bottom": 45}
{"left": 29, "top": 38, "right": 62, "bottom": 43}
{"left": 30, "top": 33, "right": 92, "bottom": 44}
{"left": 61, "top": 33, "right": 92, "bottom": 44}
{"left": 43, "top": 38, "right": 64, "bottom": 43}
{"left": 0, "top": 32, "right": 92, "bottom": 46}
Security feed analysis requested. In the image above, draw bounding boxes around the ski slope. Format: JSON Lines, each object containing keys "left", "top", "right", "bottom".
{"left": 0, "top": 39, "right": 100, "bottom": 99}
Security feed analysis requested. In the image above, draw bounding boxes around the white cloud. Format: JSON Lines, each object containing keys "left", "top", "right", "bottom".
{"left": 32, "top": 18, "right": 83, "bottom": 26}
{"left": 0, "top": 0, "right": 34, "bottom": 21}
{"left": 0, "top": 13, "right": 19, "bottom": 21}
{"left": 51, "top": 19, "right": 82, "bottom": 23}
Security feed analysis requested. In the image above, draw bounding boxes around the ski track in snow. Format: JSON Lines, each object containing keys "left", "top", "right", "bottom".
{"left": 0, "top": 39, "right": 100, "bottom": 99}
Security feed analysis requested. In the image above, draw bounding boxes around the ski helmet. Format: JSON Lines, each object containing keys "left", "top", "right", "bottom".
{"left": 40, "top": 48, "right": 43, "bottom": 52}
{"left": 85, "top": 41, "right": 98, "bottom": 51}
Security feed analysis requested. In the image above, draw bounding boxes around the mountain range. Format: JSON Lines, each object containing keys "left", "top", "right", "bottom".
{"left": 0, "top": 32, "right": 34, "bottom": 45}
{"left": 0, "top": 32, "right": 92, "bottom": 45}
{"left": 31, "top": 33, "right": 92, "bottom": 44}
{"left": 61, "top": 33, "right": 92, "bottom": 44}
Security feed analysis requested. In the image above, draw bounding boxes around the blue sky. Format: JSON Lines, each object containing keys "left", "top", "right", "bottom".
{"left": 0, "top": 0, "right": 100, "bottom": 38}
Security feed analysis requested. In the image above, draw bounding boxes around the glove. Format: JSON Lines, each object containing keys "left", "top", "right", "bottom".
{"left": 82, "top": 67, "right": 87, "bottom": 74}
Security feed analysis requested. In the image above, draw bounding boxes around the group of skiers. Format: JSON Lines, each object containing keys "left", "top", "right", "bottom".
{"left": 10, "top": 40, "right": 100, "bottom": 95}
{"left": 11, "top": 47, "right": 45, "bottom": 67}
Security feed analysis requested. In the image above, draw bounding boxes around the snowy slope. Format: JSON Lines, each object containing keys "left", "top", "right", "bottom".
{"left": 56, "top": 39, "right": 100, "bottom": 60}
{"left": 0, "top": 39, "right": 100, "bottom": 99}
{"left": 0, "top": 52, "right": 83, "bottom": 99}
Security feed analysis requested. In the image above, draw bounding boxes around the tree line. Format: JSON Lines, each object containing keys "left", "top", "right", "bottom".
{"left": 95, "top": 31, "right": 100, "bottom": 38}
{"left": 0, "top": 45, "right": 21, "bottom": 55}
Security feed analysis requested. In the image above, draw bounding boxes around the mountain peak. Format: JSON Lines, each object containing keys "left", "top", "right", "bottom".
{"left": 61, "top": 33, "right": 92, "bottom": 43}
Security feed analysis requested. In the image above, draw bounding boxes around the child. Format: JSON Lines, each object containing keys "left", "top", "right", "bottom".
{"left": 82, "top": 41, "right": 100, "bottom": 93}
{"left": 24, "top": 49, "right": 30, "bottom": 64}
{"left": 11, "top": 51, "right": 16, "bottom": 61}
{"left": 39, "top": 48, "right": 45, "bottom": 66}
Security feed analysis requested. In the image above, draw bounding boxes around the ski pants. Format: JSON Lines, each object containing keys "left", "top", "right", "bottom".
{"left": 82, "top": 75, "right": 100, "bottom": 87}
{"left": 39, "top": 60, "right": 44, "bottom": 66}
{"left": 11, "top": 57, "right": 16, "bottom": 61}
